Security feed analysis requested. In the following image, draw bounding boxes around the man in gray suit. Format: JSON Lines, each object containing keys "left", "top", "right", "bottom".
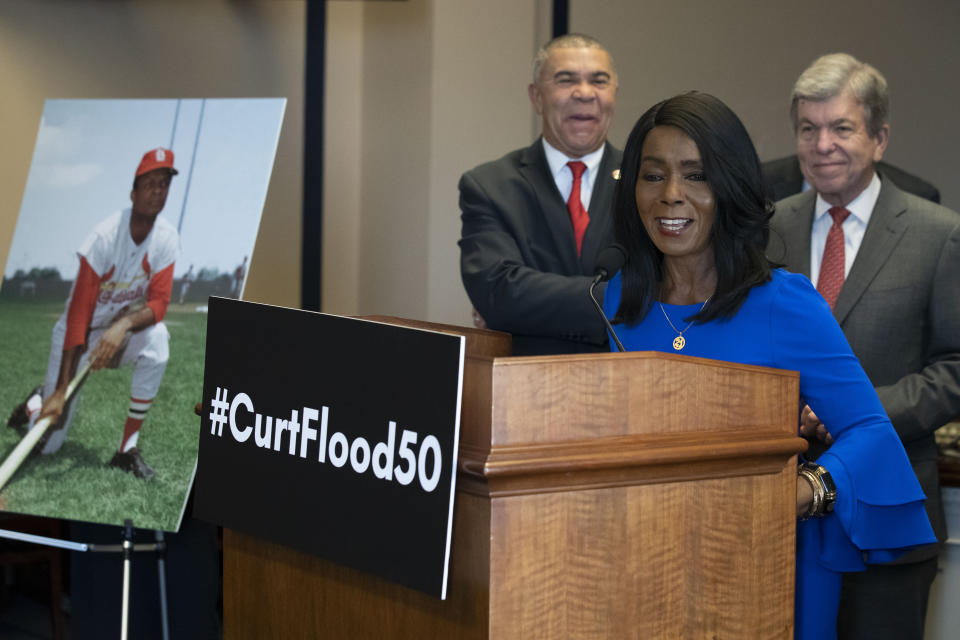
{"left": 459, "top": 33, "right": 622, "bottom": 355}
{"left": 768, "top": 52, "right": 960, "bottom": 639}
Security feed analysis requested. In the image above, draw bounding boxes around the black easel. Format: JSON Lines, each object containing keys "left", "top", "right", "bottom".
{"left": 0, "top": 522, "right": 170, "bottom": 640}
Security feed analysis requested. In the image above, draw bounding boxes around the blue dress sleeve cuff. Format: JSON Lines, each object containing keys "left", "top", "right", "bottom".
{"left": 813, "top": 443, "right": 936, "bottom": 571}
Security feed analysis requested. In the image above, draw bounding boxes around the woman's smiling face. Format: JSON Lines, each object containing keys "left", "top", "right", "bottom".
{"left": 635, "top": 125, "right": 716, "bottom": 264}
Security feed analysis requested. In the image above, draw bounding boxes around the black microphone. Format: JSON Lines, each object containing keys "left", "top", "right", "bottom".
{"left": 589, "top": 244, "right": 626, "bottom": 353}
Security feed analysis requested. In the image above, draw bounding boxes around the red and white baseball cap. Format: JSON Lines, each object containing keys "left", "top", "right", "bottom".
{"left": 136, "top": 147, "right": 179, "bottom": 178}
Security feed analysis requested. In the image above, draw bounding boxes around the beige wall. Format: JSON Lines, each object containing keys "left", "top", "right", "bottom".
{"left": 324, "top": 0, "right": 545, "bottom": 324}
{"left": 323, "top": 2, "right": 364, "bottom": 315}
{"left": 573, "top": 0, "right": 960, "bottom": 210}
{"left": 0, "top": 0, "right": 305, "bottom": 308}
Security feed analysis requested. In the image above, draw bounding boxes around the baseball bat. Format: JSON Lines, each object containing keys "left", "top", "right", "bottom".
{"left": 0, "top": 361, "right": 92, "bottom": 492}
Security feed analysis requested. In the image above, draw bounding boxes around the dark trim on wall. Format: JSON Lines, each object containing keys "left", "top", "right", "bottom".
{"left": 302, "top": 0, "right": 326, "bottom": 311}
{"left": 552, "top": 0, "right": 569, "bottom": 38}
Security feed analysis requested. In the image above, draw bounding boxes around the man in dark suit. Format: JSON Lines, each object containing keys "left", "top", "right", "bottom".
{"left": 458, "top": 34, "right": 621, "bottom": 355}
{"left": 762, "top": 155, "right": 940, "bottom": 203}
{"left": 767, "top": 52, "right": 960, "bottom": 640}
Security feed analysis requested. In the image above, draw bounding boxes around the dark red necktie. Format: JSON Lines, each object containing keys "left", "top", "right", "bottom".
{"left": 567, "top": 161, "right": 589, "bottom": 256}
{"left": 817, "top": 206, "right": 851, "bottom": 310}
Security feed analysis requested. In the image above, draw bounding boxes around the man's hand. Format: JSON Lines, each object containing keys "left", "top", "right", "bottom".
{"left": 471, "top": 307, "right": 487, "bottom": 330}
{"left": 89, "top": 305, "right": 156, "bottom": 370}
{"left": 37, "top": 387, "right": 68, "bottom": 430}
{"left": 89, "top": 321, "right": 130, "bottom": 370}
{"left": 800, "top": 404, "right": 833, "bottom": 444}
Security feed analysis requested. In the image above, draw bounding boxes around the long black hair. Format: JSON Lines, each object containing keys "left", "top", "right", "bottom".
{"left": 612, "top": 92, "right": 775, "bottom": 326}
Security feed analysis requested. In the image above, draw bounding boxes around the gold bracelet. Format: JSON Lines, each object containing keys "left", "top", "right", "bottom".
{"left": 797, "top": 462, "right": 837, "bottom": 520}
{"left": 798, "top": 466, "right": 821, "bottom": 520}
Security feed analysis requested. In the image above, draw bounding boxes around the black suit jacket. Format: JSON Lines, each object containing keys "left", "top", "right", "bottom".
{"left": 459, "top": 139, "right": 622, "bottom": 355}
{"left": 769, "top": 178, "right": 960, "bottom": 562}
{"left": 762, "top": 155, "right": 941, "bottom": 204}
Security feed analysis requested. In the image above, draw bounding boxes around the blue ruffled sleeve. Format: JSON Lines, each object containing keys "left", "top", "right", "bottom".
{"left": 769, "top": 273, "right": 936, "bottom": 570}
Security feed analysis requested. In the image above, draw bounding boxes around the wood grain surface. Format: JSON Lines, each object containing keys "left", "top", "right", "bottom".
{"left": 223, "top": 321, "right": 803, "bottom": 639}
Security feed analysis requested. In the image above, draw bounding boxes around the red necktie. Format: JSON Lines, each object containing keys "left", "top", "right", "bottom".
{"left": 567, "top": 161, "right": 589, "bottom": 256}
{"left": 817, "top": 206, "right": 851, "bottom": 310}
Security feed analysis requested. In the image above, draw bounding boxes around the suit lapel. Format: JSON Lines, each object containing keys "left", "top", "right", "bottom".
{"left": 833, "top": 181, "right": 909, "bottom": 324}
{"left": 775, "top": 192, "right": 815, "bottom": 277}
{"left": 518, "top": 140, "right": 580, "bottom": 274}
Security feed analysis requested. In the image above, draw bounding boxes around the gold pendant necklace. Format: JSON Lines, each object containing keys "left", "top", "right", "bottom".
{"left": 658, "top": 298, "right": 710, "bottom": 351}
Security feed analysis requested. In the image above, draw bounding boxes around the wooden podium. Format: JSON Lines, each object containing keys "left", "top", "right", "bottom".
{"left": 222, "top": 319, "right": 806, "bottom": 639}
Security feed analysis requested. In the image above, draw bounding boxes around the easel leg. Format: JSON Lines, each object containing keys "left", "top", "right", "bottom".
{"left": 120, "top": 519, "right": 133, "bottom": 640}
{"left": 155, "top": 529, "right": 170, "bottom": 640}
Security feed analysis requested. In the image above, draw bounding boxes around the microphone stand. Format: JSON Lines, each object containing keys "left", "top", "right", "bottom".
{"left": 589, "top": 275, "right": 625, "bottom": 352}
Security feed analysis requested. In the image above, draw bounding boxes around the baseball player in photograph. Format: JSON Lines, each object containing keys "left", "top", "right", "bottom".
{"left": 7, "top": 147, "right": 181, "bottom": 479}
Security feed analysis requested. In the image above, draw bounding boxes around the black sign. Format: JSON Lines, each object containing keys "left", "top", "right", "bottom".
{"left": 194, "top": 298, "right": 464, "bottom": 598}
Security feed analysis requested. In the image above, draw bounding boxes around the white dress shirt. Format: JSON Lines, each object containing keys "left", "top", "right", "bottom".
{"left": 541, "top": 138, "right": 606, "bottom": 212}
{"left": 810, "top": 172, "right": 882, "bottom": 287}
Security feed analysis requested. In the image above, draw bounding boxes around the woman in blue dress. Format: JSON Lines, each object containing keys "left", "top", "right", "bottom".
{"left": 602, "top": 92, "right": 935, "bottom": 639}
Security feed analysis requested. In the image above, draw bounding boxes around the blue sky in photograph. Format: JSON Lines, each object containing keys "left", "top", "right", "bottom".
{"left": 4, "top": 98, "right": 286, "bottom": 280}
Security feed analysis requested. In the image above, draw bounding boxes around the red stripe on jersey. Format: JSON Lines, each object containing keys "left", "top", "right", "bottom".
{"left": 64, "top": 257, "right": 103, "bottom": 350}
{"left": 146, "top": 262, "right": 175, "bottom": 322}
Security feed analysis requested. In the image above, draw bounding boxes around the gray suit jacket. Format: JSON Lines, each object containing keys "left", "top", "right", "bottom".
{"left": 459, "top": 139, "right": 622, "bottom": 355}
{"left": 769, "top": 178, "right": 960, "bottom": 562}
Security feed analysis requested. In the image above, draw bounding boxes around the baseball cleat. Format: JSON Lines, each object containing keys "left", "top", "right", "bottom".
{"left": 7, "top": 385, "right": 43, "bottom": 435}
{"left": 109, "top": 447, "right": 155, "bottom": 479}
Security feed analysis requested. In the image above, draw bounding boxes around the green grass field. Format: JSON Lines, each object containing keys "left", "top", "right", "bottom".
{"left": 0, "top": 299, "right": 206, "bottom": 531}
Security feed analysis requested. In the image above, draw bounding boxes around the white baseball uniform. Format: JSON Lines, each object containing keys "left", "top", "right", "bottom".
{"left": 37, "top": 208, "right": 179, "bottom": 453}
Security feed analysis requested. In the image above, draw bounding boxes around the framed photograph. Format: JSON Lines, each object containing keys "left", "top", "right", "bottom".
{"left": 0, "top": 97, "right": 285, "bottom": 532}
